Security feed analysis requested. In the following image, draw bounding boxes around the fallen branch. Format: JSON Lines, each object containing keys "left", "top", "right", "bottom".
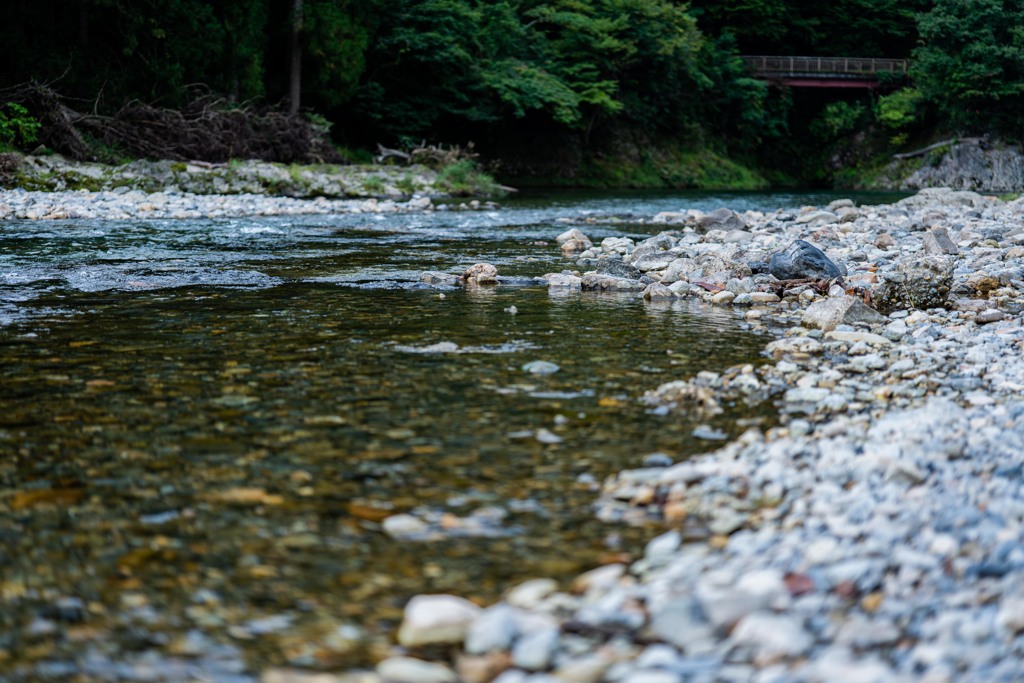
{"left": 376, "top": 141, "right": 479, "bottom": 168}
{"left": 375, "top": 144, "right": 411, "bottom": 163}
{"left": 892, "top": 137, "right": 982, "bottom": 160}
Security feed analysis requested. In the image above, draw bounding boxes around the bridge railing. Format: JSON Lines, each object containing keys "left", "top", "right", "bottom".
{"left": 741, "top": 56, "right": 909, "bottom": 76}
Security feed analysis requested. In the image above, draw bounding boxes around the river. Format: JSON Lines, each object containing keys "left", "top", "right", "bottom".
{"left": 0, "top": 190, "right": 904, "bottom": 677}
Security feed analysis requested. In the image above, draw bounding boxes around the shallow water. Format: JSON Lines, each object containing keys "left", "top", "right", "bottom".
{"left": 0, "top": 190, "right": 903, "bottom": 674}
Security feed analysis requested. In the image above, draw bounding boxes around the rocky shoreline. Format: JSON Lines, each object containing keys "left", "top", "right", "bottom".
{"left": 308, "top": 188, "right": 1024, "bottom": 683}
{"left": 0, "top": 153, "right": 505, "bottom": 216}
{"left": 5, "top": 183, "right": 1024, "bottom": 682}
{"left": 0, "top": 187, "right": 495, "bottom": 221}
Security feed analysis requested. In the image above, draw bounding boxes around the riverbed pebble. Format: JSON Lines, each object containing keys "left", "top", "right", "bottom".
{"left": 396, "top": 595, "right": 481, "bottom": 647}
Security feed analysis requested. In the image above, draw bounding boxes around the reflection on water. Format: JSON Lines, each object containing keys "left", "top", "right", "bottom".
{"left": 0, "top": 190, "right": 896, "bottom": 673}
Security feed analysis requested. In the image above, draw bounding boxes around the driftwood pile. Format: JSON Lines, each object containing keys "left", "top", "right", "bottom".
{"left": 1, "top": 82, "right": 343, "bottom": 164}
{"left": 375, "top": 141, "right": 479, "bottom": 168}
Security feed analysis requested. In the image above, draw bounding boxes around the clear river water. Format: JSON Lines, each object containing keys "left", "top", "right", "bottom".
{"left": 0, "top": 189, "right": 905, "bottom": 674}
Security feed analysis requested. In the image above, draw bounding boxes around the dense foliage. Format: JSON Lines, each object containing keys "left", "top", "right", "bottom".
{"left": 4, "top": 0, "right": 1024, "bottom": 184}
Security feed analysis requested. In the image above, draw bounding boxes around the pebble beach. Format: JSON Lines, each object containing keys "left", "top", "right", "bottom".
{"left": 366, "top": 188, "right": 1024, "bottom": 683}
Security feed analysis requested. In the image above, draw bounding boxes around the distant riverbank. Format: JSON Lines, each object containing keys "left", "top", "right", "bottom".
{"left": 0, "top": 153, "right": 507, "bottom": 201}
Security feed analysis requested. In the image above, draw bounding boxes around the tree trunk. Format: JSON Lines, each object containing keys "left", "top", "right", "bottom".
{"left": 288, "top": 0, "right": 303, "bottom": 116}
{"left": 78, "top": 0, "right": 89, "bottom": 48}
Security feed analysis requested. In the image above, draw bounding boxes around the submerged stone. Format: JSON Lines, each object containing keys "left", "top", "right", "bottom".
{"left": 769, "top": 240, "right": 847, "bottom": 280}
{"left": 522, "top": 360, "right": 560, "bottom": 375}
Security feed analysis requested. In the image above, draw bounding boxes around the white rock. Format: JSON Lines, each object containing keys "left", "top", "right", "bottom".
{"left": 712, "top": 290, "right": 736, "bottom": 305}
{"left": 644, "top": 530, "right": 681, "bottom": 562}
{"left": 805, "top": 648, "right": 896, "bottom": 683}
{"left": 376, "top": 656, "right": 457, "bottom": 683}
{"left": 506, "top": 578, "right": 559, "bottom": 609}
{"left": 511, "top": 627, "right": 560, "bottom": 670}
{"left": 621, "top": 671, "right": 683, "bottom": 683}
{"left": 396, "top": 594, "right": 482, "bottom": 647}
{"left": 490, "top": 671, "right": 529, "bottom": 683}
{"left": 696, "top": 569, "right": 786, "bottom": 631}
{"left": 465, "top": 604, "right": 519, "bottom": 654}
{"left": 996, "top": 594, "right": 1024, "bottom": 634}
{"left": 648, "top": 597, "right": 716, "bottom": 652}
{"left": 795, "top": 210, "right": 839, "bottom": 224}
{"left": 555, "top": 228, "right": 591, "bottom": 246}
{"left": 824, "top": 330, "right": 892, "bottom": 346}
{"left": 544, "top": 272, "right": 583, "bottom": 288}
{"left": 382, "top": 514, "right": 429, "bottom": 538}
{"left": 731, "top": 612, "right": 813, "bottom": 662}
{"left": 766, "top": 337, "right": 823, "bottom": 357}
{"left": 601, "top": 236, "right": 635, "bottom": 253}
{"left": 572, "top": 563, "right": 626, "bottom": 595}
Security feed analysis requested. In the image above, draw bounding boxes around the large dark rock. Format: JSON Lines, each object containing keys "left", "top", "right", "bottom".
{"left": 769, "top": 240, "right": 847, "bottom": 280}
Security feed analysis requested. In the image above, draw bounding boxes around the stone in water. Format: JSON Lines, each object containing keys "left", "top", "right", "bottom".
{"left": 522, "top": 360, "right": 560, "bottom": 375}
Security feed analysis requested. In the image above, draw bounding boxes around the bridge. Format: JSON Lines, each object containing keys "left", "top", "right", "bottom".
{"left": 741, "top": 56, "right": 909, "bottom": 89}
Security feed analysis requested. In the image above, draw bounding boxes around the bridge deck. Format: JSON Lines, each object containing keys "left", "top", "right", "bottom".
{"left": 741, "top": 56, "right": 908, "bottom": 88}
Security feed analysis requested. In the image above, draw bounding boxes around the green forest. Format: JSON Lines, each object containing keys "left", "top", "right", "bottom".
{"left": 2, "top": 0, "right": 1024, "bottom": 187}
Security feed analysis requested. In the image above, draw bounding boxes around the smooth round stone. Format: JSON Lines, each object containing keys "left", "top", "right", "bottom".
{"left": 731, "top": 612, "right": 813, "bottom": 662}
{"left": 712, "top": 290, "right": 736, "bottom": 305}
{"left": 511, "top": 627, "right": 560, "bottom": 670}
{"left": 505, "top": 578, "right": 558, "bottom": 609}
{"left": 522, "top": 360, "right": 560, "bottom": 375}
{"left": 976, "top": 308, "right": 1005, "bottom": 324}
{"left": 397, "top": 594, "right": 482, "bottom": 647}
{"left": 621, "top": 671, "right": 683, "bottom": 683}
{"left": 571, "top": 563, "right": 626, "bottom": 594}
{"left": 465, "top": 605, "right": 519, "bottom": 654}
{"left": 376, "top": 656, "right": 458, "bottom": 683}
{"left": 382, "top": 514, "right": 429, "bottom": 538}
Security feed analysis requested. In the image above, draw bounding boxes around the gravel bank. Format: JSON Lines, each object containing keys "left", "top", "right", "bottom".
{"left": 2, "top": 154, "right": 484, "bottom": 199}
{"left": 313, "top": 187, "right": 1024, "bottom": 683}
{"left": 0, "top": 187, "right": 495, "bottom": 220}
